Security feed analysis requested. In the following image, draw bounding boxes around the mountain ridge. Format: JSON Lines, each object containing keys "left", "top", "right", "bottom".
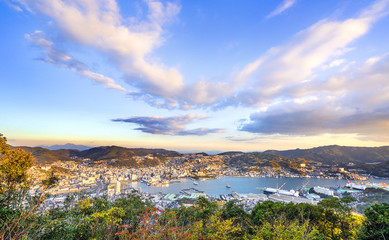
{"left": 265, "top": 145, "right": 389, "bottom": 165}
{"left": 36, "top": 143, "right": 92, "bottom": 151}
{"left": 17, "top": 145, "right": 181, "bottom": 166}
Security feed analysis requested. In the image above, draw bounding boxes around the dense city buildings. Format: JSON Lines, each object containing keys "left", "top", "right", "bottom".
{"left": 28, "top": 152, "right": 388, "bottom": 212}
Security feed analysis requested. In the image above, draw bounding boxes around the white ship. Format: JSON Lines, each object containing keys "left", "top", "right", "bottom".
{"left": 263, "top": 187, "right": 278, "bottom": 194}
{"left": 345, "top": 182, "right": 366, "bottom": 190}
{"left": 264, "top": 187, "right": 299, "bottom": 197}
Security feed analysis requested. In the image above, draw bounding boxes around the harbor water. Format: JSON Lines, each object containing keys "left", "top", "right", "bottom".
{"left": 128, "top": 176, "right": 389, "bottom": 197}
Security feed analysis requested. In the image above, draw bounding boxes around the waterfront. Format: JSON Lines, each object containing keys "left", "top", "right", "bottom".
{"left": 133, "top": 176, "right": 389, "bottom": 196}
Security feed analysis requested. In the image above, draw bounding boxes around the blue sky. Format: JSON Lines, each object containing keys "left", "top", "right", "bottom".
{"left": 1, "top": 0, "right": 389, "bottom": 152}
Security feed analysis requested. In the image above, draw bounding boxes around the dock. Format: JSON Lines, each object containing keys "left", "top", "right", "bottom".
{"left": 269, "top": 194, "right": 318, "bottom": 205}
{"left": 181, "top": 188, "right": 204, "bottom": 193}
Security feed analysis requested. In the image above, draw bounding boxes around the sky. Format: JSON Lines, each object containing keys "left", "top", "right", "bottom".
{"left": 1, "top": 0, "right": 389, "bottom": 153}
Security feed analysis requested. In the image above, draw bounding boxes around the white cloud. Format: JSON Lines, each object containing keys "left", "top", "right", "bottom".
{"left": 329, "top": 59, "right": 345, "bottom": 68}
{"left": 266, "top": 0, "right": 297, "bottom": 19}
{"left": 26, "top": 30, "right": 127, "bottom": 92}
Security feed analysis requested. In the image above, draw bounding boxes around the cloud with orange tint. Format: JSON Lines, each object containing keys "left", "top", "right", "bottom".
{"left": 112, "top": 114, "right": 225, "bottom": 136}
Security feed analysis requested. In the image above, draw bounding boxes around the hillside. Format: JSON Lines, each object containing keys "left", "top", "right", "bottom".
{"left": 265, "top": 145, "right": 389, "bottom": 165}
{"left": 17, "top": 145, "right": 181, "bottom": 166}
{"left": 78, "top": 146, "right": 181, "bottom": 159}
{"left": 222, "top": 151, "right": 310, "bottom": 175}
{"left": 18, "top": 147, "right": 75, "bottom": 165}
{"left": 76, "top": 146, "right": 181, "bottom": 167}
{"left": 356, "top": 160, "right": 389, "bottom": 177}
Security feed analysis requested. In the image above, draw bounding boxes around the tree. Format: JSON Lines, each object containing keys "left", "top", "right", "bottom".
{"left": 221, "top": 200, "right": 250, "bottom": 234}
{"left": 0, "top": 133, "right": 58, "bottom": 239}
{"left": 360, "top": 203, "right": 389, "bottom": 240}
{"left": 194, "top": 197, "right": 218, "bottom": 221}
{"left": 251, "top": 201, "right": 286, "bottom": 225}
{"left": 0, "top": 133, "right": 34, "bottom": 207}
{"left": 254, "top": 216, "right": 320, "bottom": 240}
{"left": 317, "top": 197, "right": 362, "bottom": 240}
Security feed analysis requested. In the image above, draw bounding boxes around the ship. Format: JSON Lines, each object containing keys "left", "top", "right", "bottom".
{"left": 345, "top": 182, "right": 366, "bottom": 190}
{"left": 264, "top": 187, "right": 299, "bottom": 197}
{"left": 226, "top": 183, "right": 231, "bottom": 188}
{"left": 263, "top": 187, "right": 278, "bottom": 194}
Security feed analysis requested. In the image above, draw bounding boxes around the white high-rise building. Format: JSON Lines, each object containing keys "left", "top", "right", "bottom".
{"left": 115, "top": 181, "right": 121, "bottom": 195}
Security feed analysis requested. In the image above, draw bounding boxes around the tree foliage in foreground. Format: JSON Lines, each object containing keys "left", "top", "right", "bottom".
{"left": 360, "top": 202, "right": 389, "bottom": 240}
{"left": 0, "top": 133, "right": 58, "bottom": 239}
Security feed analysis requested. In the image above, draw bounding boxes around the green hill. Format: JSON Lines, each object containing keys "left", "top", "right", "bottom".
{"left": 265, "top": 145, "right": 389, "bottom": 165}
{"left": 16, "top": 145, "right": 181, "bottom": 166}
{"left": 357, "top": 160, "right": 389, "bottom": 177}
{"left": 78, "top": 146, "right": 180, "bottom": 159}
{"left": 18, "top": 146, "right": 75, "bottom": 165}
{"left": 77, "top": 146, "right": 136, "bottom": 161}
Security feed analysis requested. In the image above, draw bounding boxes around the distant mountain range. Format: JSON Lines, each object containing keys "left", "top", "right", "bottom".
{"left": 36, "top": 143, "right": 92, "bottom": 151}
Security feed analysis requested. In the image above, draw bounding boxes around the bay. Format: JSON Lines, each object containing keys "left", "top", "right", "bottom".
{"left": 129, "top": 176, "right": 389, "bottom": 197}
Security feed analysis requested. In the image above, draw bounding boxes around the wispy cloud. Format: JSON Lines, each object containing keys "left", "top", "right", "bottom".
{"left": 4, "top": 0, "right": 24, "bottom": 12}
{"left": 26, "top": 30, "right": 127, "bottom": 92}
{"left": 112, "top": 114, "right": 225, "bottom": 136}
{"left": 226, "top": 136, "right": 260, "bottom": 142}
{"left": 266, "top": 0, "right": 297, "bottom": 19}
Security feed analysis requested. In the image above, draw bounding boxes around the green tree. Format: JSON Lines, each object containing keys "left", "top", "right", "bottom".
{"left": 221, "top": 200, "right": 251, "bottom": 235}
{"left": 221, "top": 200, "right": 248, "bottom": 221}
{"left": 251, "top": 201, "right": 286, "bottom": 225}
{"left": 190, "top": 212, "right": 243, "bottom": 240}
{"left": 113, "top": 193, "right": 152, "bottom": 227}
{"left": 360, "top": 202, "right": 389, "bottom": 240}
{"left": 0, "top": 133, "right": 34, "bottom": 207}
{"left": 317, "top": 197, "right": 362, "bottom": 240}
{"left": 254, "top": 216, "right": 320, "bottom": 240}
{"left": 116, "top": 207, "right": 195, "bottom": 240}
{"left": 194, "top": 197, "right": 218, "bottom": 222}
{"left": 0, "top": 133, "right": 58, "bottom": 239}
{"left": 0, "top": 133, "right": 36, "bottom": 239}
{"left": 84, "top": 206, "right": 125, "bottom": 240}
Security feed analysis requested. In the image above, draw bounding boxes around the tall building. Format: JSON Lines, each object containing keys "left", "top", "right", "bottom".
{"left": 115, "top": 181, "right": 121, "bottom": 195}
